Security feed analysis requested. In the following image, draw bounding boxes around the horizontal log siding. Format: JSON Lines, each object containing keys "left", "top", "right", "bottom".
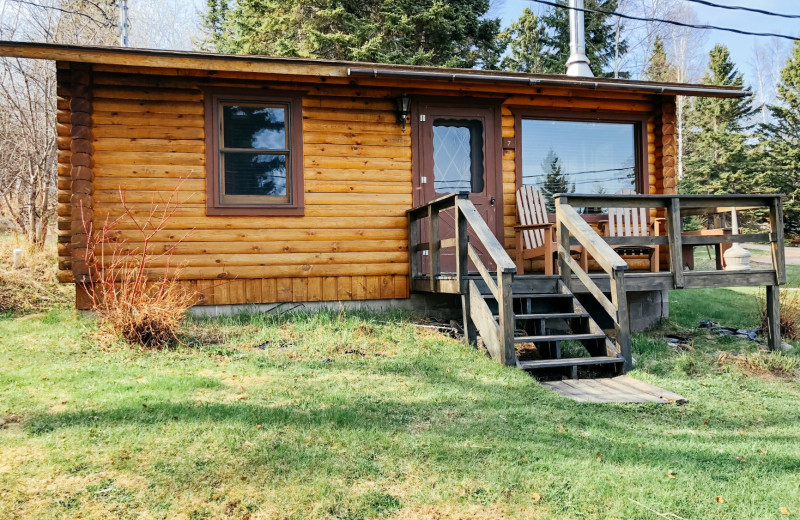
{"left": 68, "top": 70, "right": 412, "bottom": 306}
{"left": 56, "top": 63, "right": 73, "bottom": 282}
{"left": 55, "top": 65, "right": 671, "bottom": 304}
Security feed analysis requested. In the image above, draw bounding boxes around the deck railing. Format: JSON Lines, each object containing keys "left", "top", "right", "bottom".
{"left": 555, "top": 194, "right": 786, "bottom": 354}
{"left": 407, "top": 193, "right": 517, "bottom": 365}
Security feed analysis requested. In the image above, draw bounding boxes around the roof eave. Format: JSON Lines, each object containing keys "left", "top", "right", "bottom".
{"left": 0, "top": 40, "right": 747, "bottom": 99}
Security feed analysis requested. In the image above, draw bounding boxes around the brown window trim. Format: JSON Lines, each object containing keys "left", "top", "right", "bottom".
{"left": 204, "top": 88, "right": 304, "bottom": 216}
{"left": 511, "top": 108, "right": 649, "bottom": 223}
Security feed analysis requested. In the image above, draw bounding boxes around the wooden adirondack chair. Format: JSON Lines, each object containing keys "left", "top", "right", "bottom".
{"left": 598, "top": 191, "right": 661, "bottom": 273}
{"left": 515, "top": 185, "right": 587, "bottom": 275}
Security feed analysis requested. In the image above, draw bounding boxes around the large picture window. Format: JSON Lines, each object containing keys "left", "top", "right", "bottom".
{"left": 205, "top": 91, "right": 304, "bottom": 215}
{"left": 516, "top": 112, "right": 645, "bottom": 215}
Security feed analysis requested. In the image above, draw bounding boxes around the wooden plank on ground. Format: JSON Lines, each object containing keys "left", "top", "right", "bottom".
{"left": 540, "top": 376, "right": 687, "bottom": 404}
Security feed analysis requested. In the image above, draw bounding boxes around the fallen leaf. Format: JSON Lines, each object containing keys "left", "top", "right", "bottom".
{"left": 531, "top": 492, "right": 541, "bottom": 502}
{"left": 212, "top": 493, "right": 221, "bottom": 500}
{"left": 736, "top": 456, "right": 746, "bottom": 462}
{"left": 715, "top": 496, "right": 725, "bottom": 503}
{"left": 240, "top": 476, "right": 247, "bottom": 482}
{"left": 667, "top": 470, "right": 676, "bottom": 479}
{"left": 757, "top": 449, "right": 767, "bottom": 455}
{"left": 780, "top": 507, "right": 790, "bottom": 515}
{"left": 256, "top": 425, "right": 262, "bottom": 430}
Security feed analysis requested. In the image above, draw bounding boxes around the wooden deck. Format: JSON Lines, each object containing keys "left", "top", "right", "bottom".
{"left": 407, "top": 193, "right": 786, "bottom": 387}
{"left": 412, "top": 268, "right": 780, "bottom": 295}
{"left": 540, "top": 376, "right": 688, "bottom": 404}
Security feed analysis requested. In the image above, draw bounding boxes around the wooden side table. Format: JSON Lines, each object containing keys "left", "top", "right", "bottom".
{"left": 681, "top": 228, "right": 732, "bottom": 270}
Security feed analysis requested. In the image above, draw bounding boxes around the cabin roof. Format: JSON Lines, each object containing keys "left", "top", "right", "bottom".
{"left": 0, "top": 40, "right": 746, "bottom": 99}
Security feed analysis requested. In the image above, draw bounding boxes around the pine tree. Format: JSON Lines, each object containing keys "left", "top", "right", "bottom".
{"left": 500, "top": 8, "right": 546, "bottom": 73}
{"left": 540, "top": 149, "right": 574, "bottom": 212}
{"left": 203, "top": 0, "right": 500, "bottom": 68}
{"left": 644, "top": 36, "right": 676, "bottom": 83}
{"left": 682, "top": 45, "right": 755, "bottom": 195}
{"left": 537, "top": 0, "right": 628, "bottom": 77}
{"left": 758, "top": 40, "right": 800, "bottom": 232}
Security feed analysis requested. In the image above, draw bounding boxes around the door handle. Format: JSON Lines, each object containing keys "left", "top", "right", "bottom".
{"left": 490, "top": 197, "right": 496, "bottom": 206}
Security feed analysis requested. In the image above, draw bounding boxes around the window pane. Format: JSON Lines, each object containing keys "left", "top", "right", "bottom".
{"left": 222, "top": 153, "right": 288, "bottom": 200}
{"left": 222, "top": 104, "right": 287, "bottom": 150}
{"left": 433, "top": 121, "right": 484, "bottom": 193}
{"left": 520, "top": 119, "right": 636, "bottom": 212}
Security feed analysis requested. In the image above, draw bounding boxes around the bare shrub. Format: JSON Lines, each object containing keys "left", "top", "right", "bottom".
{"left": 81, "top": 188, "right": 196, "bottom": 348}
{"left": 760, "top": 290, "right": 800, "bottom": 342}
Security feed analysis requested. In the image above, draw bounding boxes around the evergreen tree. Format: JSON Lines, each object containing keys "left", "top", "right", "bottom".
{"left": 203, "top": 0, "right": 500, "bottom": 68}
{"left": 540, "top": 149, "right": 574, "bottom": 212}
{"left": 644, "top": 36, "right": 676, "bottom": 83}
{"left": 500, "top": 8, "right": 546, "bottom": 73}
{"left": 758, "top": 40, "right": 800, "bottom": 232}
{"left": 682, "top": 45, "right": 756, "bottom": 195}
{"left": 537, "top": 0, "right": 628, "bottom": 77}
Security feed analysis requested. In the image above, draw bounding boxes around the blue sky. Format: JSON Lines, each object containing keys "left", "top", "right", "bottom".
{"left": 497, "top": 0, "right": 799, "bottom": 83}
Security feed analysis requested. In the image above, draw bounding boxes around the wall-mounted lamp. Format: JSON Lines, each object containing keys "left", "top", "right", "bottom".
{"left": 395, "top": 94, "right": 411, "bottom": 132}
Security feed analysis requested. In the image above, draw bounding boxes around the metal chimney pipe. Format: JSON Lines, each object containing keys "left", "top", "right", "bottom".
{"left": 565, "top": 0, "right": 594, "bottom": 77}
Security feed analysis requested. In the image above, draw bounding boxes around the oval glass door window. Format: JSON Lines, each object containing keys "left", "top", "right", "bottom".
{"left": 432, "top": 119, "right": 484, "bottom": 194}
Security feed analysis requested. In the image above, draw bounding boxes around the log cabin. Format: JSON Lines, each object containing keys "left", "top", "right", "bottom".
{"left": 0, "top": 38, "right": 786, "bottom": 378}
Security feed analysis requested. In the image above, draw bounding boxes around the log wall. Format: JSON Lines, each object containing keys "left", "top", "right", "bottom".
{"left": 54, "top": 63, "right": 669, "bottom": 306}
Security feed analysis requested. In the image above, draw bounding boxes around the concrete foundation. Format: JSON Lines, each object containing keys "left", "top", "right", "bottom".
{"left": 188, "top": 293, "right": 462, "bottom": 321}
{"left": 190, "top": 289, "right": 668, "bottom": 333}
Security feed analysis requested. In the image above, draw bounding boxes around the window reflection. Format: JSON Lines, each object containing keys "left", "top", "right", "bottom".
{"left": 520, "top": 119, "right": 637, "bottom": 213}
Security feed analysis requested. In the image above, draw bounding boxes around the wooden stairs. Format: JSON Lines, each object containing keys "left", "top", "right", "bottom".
{"left": 481, "top": 280, "right": 625, "bottom": 380}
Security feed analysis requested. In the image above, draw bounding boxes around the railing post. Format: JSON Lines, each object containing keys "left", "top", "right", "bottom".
{"left": 497, "top": 270, "right": 516, "bottom": 366}
{"left": 766, "top": 284, "right": 781, "bottom": 351}
{"left": 428, "top": 204, "right": 440, "bottom": 292}
{"left": 455, "top": 195, "right": 477, "bottom": 346}
{"left": 770, "top": 197, "right": 786, "bottom": 285}
{"left": 454, "top": 194, "right": 469, "bottom": 292}
{"left": 666, "top": 197, "right": 684, "bottom": 288}
{"left": 610, "top": 268, "right": 633, "bottom": 370}
{"left": 555, "top": 198, "right": 572, "bottom": 289}
{"left": 408, "top": 214, "right": 419, "bottom": 280}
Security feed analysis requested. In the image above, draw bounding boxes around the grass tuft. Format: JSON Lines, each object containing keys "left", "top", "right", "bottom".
{"left": 0, "top": 234, "right": 73, "bottom": 314}
{"left": 717, "top": 351, "right": 799, "bottom": 378}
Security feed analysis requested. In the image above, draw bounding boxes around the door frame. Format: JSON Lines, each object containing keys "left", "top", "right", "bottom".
{"left": 410, "top": 97, "right": 506, "bottom": 243}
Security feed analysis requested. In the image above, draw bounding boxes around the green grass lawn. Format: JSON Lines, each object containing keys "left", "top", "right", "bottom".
{"left": 2, "top": 273, "right": 800, "bottom": 518}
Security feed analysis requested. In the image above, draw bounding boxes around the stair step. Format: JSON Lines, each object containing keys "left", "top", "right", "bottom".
{"left": 482, "top": 293, "right": 572, "bottom": 300}
{"left": 518, "top": 356, "right": 624, "bottom": 370}
{"left": 513, "top": 312, "right": 589, "bottom": 320}
{"left": 514, "top": 333, "right": 606, "bottom": 343}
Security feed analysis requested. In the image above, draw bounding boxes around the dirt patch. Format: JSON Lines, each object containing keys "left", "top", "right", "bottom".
{"left": 389, "top": 504, "right": 519, "bottom": 520}
{"left": 0, "top": 413, "right": 22, "bottom": 429}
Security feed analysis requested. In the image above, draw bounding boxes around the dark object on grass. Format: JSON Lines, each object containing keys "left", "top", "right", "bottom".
{"left": 664, "top": 334, "right": 693, "bottom": 352}
{"left": 699, "top": 321, "right": 761, "bottom": 341}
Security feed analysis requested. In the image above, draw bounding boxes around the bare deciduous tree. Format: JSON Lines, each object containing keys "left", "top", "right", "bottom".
{"left": 0, "top": 0, "right": 117, "bottom": 246}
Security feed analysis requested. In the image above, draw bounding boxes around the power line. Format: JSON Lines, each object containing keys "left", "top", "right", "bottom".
{"left": 527, "top": 0, "right": 800, "bottom": 42}
{"left": 681, "top": 0, "right": 800, "bottom": 20}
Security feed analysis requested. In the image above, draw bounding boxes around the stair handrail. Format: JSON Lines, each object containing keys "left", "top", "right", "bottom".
{"left": 554, "top": 198, "right": 633, "bottom": 369}
{"left": 455, "top": 197, "right": 516, "bottom": 366}
{"left": 406, "top": 193, "right": 517, "bottom": 366}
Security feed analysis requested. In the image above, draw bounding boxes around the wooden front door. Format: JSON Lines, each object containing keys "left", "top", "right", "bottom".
{"left": 413, "top": 101, "right": 504, "bottom": 272}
